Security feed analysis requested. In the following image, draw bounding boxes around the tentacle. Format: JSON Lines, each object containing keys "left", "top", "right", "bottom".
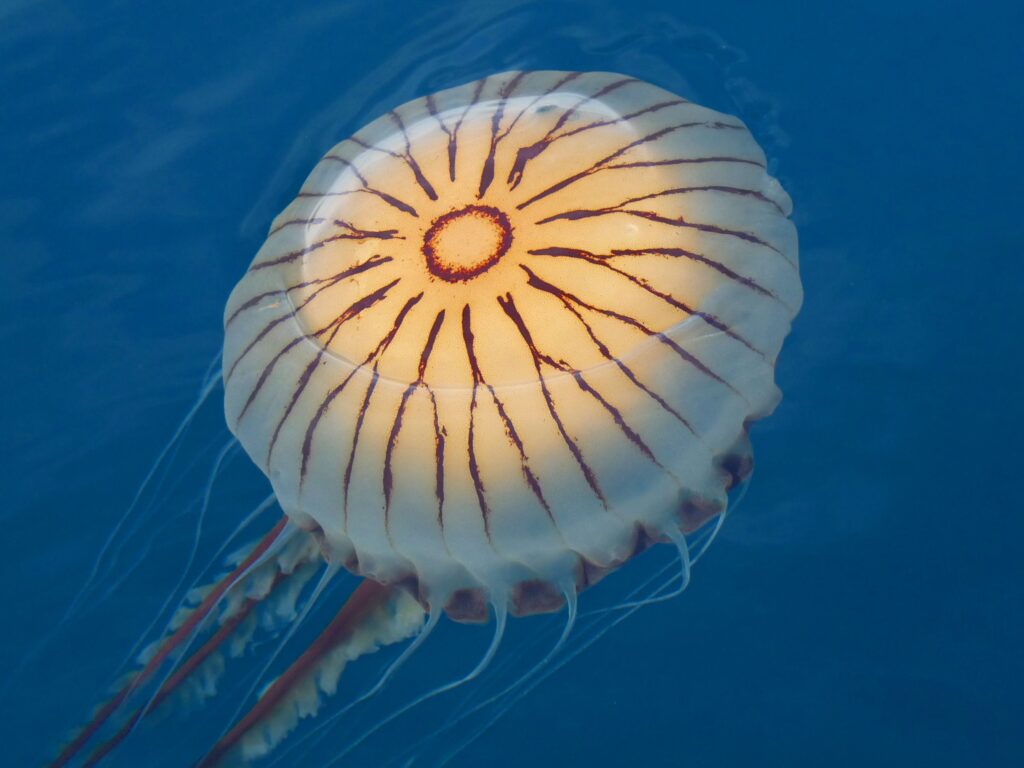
{"left": 436, "top": 576, "right": 676, "bottom": 767}
{"left": 195, "top": 579, "right": 426, "bottom": 768}
{"left": 2, "top": 360, "right": 224, "bottom": 705}
{"left": 585, "top": 529, "right": 692, "bottom": 614}
{"left": 46, "top": 518, "right": 289, "bottom": 768}
{"left": 387, "top": 591, "right": 577, "bottom": 768}
{"left": 157, "top": 439, "right": 239, "bottom": 630}
{"left": 200, "top": 351, "right": 225, "bottom": 393}
{"left": 578, "top": 475, "right": 747, "bottom": 623}
{"left": 219, "top": 562, "right": 342, "bottom": 734}
{"left": 95, "top": 428, "right": 232, "bottom": 607}
{"left": 320, "top": 600, "right": 509, "bottom": 768}
{"left": 81, "top": 549, "right": 322, "bottom": 767}
{"left": 442, "top": 591, "right": 576, "bottom": 757}
{"left": 387, "top": 486, "right": 745, "bottom": 768}
{"left": 135, "top": 530, "right": 319, "bottom": 716}
{"left": 81, "top": 544, "right": 307, "bottom": 768}
{"left": 73, "top": 361, "right": 224, "bottom": 619}
{"left": 430, "top": 481, "right": 752, "bottom": 764}
{"left": 268, "top": 607, "right": 444, "bottom": 768}
{"left": 211, "top": 495, "right": 277, "bottom": 570}
{"left": 101, "top": 460, "right": 262, "bottom": 706}
{"left": 690, "top": 473, "right": 750, "bottom": 565}
{"left": 81, "top": 571, "right": 279, "bottom": 768}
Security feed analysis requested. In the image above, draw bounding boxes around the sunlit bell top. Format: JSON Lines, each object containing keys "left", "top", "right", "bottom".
{"left": 222, "top": 70, "right": 802, "bottom": 619}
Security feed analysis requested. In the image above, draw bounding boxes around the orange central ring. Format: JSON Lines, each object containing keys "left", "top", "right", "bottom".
{"left": 422, "top": 205, "right": 513, "bottom": 282}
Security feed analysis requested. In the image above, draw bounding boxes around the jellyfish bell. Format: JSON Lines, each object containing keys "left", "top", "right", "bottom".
{"left": 227, "top": 69, "right": 799, "bottom": 613}
{"left": 51, "top": 70, "right": 801, "bottom": 767}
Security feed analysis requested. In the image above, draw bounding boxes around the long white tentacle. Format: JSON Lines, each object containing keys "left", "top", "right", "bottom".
{"left": 320, "top": 601, "right": 509, "bottom": 768}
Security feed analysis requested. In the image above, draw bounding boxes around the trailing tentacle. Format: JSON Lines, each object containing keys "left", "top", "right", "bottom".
{"left": 48, "top": 519, "right": 290, "bottom": 768}
{"left": 196, "top": 579, "right": 426, "bottom": 768}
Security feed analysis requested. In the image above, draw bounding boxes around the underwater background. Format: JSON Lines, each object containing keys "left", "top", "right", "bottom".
{"left": 1, "top": 0, "right": 1021, "bottom": 766}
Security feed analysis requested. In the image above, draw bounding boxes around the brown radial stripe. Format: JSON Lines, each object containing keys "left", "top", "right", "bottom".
{"left": 568, "top": 368, "right": 673, "bottom": 480}
{"left": 237, "top": 278, "right": 400, "bottom": 422}
{"left": 515, "top": 120, "right": 745, "bottom": 210}
{"left": 542, "top": 97, "right": 686, "bottom": 143}
{"left": 536, "top": 183, "right": 785, "bottom": 222}
{"left": 496, "top": 287, "right": 673, "bottom": 480}
{"left": 341, "top": 361, "right": 383, "bottom": 527}
{"left": 477, "top": 71, "right": 529, "bottom": 198}
{"left": 496, "top": 71, "right": 584, "bottom": 182}
{"left": 349, "top": 125, "right": 437, "bottom": 203}
{"left": 461, "top": 305, "right": 554, "bottom": 525}
{"left": 424, "top": 92, "right": 456, "bottom": 181}
{"left": 389, "top": 110, "right": 438, "bottom": 200}
{"left": 598, "top": 155, "right": 768, "bottom": 182}
{"left": 567, "top": 206, "right": 783, "bottom": 254}
{"left": 545, "top": 76, "right": 640, "bottom": 139}
{"left": 427, "top": 386, "right": 445, "bottom": 529}
{"left": 496, "top": 293, "right": 607, "bottom": 508}
{"left": 248, "top": 223, "right": 401, "bottom": 273}
{"left": 606, "top": 156, "right": 765, "bottom": 172}
{"left": 498, "top": 75, "right": 639, "bottom": 193}
{"left": 508, "top": 91, "right": 685, "bottom": 191}
{"left": 610, "top": 245, "right": 793, "bottom": 302}
{"left": 297, "top": 186, "right": 418, "bottom": 217}
{"left": 465, "top": 366, "right": 492, "bottom": 539}
{"left": 226, "top": 254, "right": 393, "bottom": 328}
{"left": 263, "top": 309, "right": 356, "bottom": 466}
{"left": 448, "top": 75, "right": 489, "bottom": 183}
{"left": 531, "top": 285, "right": 699, "bottom": 437}
{"left": 460, "top": 305, "right": 494, "bottom": 538}
{"left": 268, "top": 216, "right": 328, "bottom": 237}
{"left": 382, "top": 310, "right": 446, "bottom": 534}
{"left": 423, "top": 91, "right": 456, "bottom": 182}
{"left": 225, "top": 258, "right": 398, "bottom": 382}
{"left": 527, "top": 154, "right": 769, "bottom": 215}
{"left": 519, "top": 264, "right": 743, "bottom": 399}
{"left": 313, "top": 157, "right": 419, "bottom": 217}
{"left": 528, "top": 246, "right": 767, "bottom": 357}
{"left": 505, "top": 76, "right": 641, "bottom": 191}
{"left": 299, "top": 293, "right": 424, "bottom": 486}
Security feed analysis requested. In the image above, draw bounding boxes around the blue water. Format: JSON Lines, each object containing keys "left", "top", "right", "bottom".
{"left": 2, "top": 1, "right": 1021, "bottom": 766}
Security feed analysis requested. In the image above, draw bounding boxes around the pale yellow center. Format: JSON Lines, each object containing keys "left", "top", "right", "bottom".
{"left": 436, "top": 215, "right": 498, "bottom": 266}
{"left": 422, "top": 205, "right": 511, "bottom": 282}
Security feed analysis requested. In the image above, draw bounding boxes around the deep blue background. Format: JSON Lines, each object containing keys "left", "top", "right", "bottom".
{"left": 2, "top": 1, "right": 1021, "bottom": 766}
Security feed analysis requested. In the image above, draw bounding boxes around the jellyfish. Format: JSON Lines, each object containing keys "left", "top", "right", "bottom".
{"left": 49, "top": 69, "right": 801, "bottom": 767}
